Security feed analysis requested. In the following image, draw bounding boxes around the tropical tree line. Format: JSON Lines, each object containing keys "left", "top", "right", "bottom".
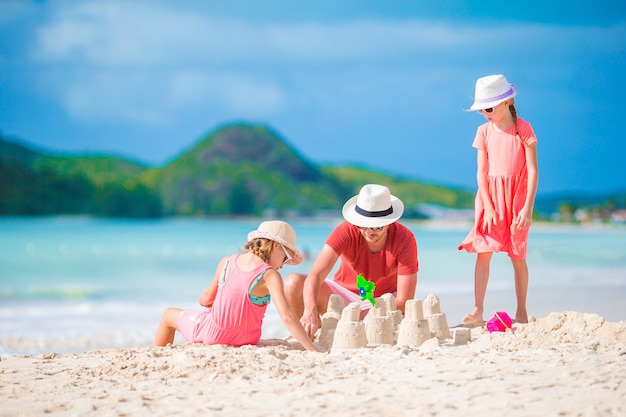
{"left": 0, "top": 160, "right": 163, "bottom": 217}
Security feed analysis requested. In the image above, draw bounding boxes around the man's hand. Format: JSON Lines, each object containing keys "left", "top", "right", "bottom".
{"left": 300, "top": 309, "right": 321, "bottom": 339}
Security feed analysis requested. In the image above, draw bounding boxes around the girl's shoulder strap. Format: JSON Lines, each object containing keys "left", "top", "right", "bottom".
{"left": 219, "top": 255, "right": 235, "bottom": 286}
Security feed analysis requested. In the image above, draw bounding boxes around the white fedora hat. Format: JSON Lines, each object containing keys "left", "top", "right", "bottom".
{"left": 467, "top": 74, "right": 517, "bottom": 111}
{"left": 342, "top": 184, "right": 404, "bottom": 228}
{"left": 247, "top": 220, "right": 303, "bottom": 265}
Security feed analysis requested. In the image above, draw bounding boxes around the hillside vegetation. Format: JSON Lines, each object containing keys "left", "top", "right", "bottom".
{"left": 0, "top": 122, "right": 476, "bottom": 218}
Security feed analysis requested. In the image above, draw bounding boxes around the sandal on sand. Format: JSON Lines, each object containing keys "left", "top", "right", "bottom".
{"left": 462, "top": 314, "right": 485, "bottom": 327}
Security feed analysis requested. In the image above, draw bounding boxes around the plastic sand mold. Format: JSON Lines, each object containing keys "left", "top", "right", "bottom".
{"left": 486, "top": 311, "right": 513, "bottom": 332}
{"left": 357, "top": 273, "right": 376, "bottom": 307}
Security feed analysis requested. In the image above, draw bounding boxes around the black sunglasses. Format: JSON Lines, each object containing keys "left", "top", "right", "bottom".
{"left": 358, "top": 226, "right": 384, "bottom": 232}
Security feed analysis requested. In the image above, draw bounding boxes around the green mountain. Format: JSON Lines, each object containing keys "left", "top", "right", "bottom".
{"left": 142, "top": 123, "right": 351, "bottom": 216}
{"left": 0, "top": 123, "right": 474, "bottom": 218}
{"left": 324, "top": 165, "right": 475, "bottom": 209}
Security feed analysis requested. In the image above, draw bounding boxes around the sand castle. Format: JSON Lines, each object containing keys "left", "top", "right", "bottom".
{"left": 423, "top": 293, "right": 452, "bottom": 340}
{"left": 363, "top": 300, "right": 394, "bottom": 346}
{"left": 318, "top": 294, "right": 344, "bottom": 350}
{"left": 396, "top": 299, "right": 430, "bottom": 347}
{"left": 329, "top": 302, "right": 368, "bottom": 350}
{"left": 326, "top": 292, "right": 469, "bottom": 352}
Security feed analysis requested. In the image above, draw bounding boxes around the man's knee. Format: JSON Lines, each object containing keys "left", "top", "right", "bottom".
{"left": 283, "top": 273, "right": 306, "bottom": 297}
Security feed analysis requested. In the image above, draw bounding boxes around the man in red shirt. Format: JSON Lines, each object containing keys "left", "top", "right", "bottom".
{"left": 284, "top": 184, "right": 418, "bottom": 339}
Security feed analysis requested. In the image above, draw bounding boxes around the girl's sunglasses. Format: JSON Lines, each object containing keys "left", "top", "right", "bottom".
{"left": 479, "top": 107, "right": 494, "bottom": 114}
{"left": 280, "top": 244, "right": 292, "bottom": 266}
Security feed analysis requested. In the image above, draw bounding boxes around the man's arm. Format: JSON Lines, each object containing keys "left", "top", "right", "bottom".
{"left": 395, "top": 273, "right": 417, "bottom": 313}
{"left": 300, "top": 244, "right": 339, "bottom": 337}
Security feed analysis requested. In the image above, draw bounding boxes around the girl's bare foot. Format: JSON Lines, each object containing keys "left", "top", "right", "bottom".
{"left": 462, "top": 312, "right": 485, "bottom": 326}
{"left": 514, "top": 315, "right": 528, "bottom": 324}
{"left": 514, "top": 308, "right": 528, "bottom": 324}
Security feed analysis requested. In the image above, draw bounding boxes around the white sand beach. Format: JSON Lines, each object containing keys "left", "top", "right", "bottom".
{"left": 1, "top": 310, "right": 624, "bottom": 417}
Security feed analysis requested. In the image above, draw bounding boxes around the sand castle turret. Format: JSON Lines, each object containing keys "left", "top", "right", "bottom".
{"left": 364, "top": 303, "right": 394, "bottom": 346}
{"left": 396, "top": 299, "right": 431, "bottom": 347}
{"left": 423, "top": 294, "right": 451, "bottom": 340}
{"left": 318, "top": 294, "right": 344, "bottom": 350}
{"left": 422, "top": 293, "right": 441, "bottom": 315}
{"left": 380, "top": 293, "right": 403, "bottom": 332}
{"left": 380, "top": 293, "right": 394, "bottom": 313}
{"left": 331, "top": 302, "right": 367, "bottom": 351}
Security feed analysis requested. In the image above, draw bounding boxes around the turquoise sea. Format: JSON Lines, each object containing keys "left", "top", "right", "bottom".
{"left": 1, "top": 217, "right": 625, "bottom": 356}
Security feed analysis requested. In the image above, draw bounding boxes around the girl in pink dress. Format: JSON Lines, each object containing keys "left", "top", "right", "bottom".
{"left": 154, "top": 220, "right": 317, "bottom": 352}
{"left": 458, "top": 74, "right": 539, "bottom": 325}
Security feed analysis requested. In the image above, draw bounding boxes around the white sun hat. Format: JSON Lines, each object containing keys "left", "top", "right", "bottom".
{"left": 341, "top": 184, "right": 404, "bottom": 228}
{"left": 247, "top": 220, "right": 303, "bottom": 265}
{"left": 467, "top": 74, "right": 517, "bottom": 111}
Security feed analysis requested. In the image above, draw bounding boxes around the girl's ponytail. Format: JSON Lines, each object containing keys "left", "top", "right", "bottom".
{"left": 509, "top": 101, "right": 523, "bottom": 147}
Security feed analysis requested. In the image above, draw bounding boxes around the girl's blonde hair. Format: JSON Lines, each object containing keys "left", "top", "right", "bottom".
{"left": 244, "top": 238, "right": 274, "bottom": 263}
{"left": 508, "top": 100, "right": 523, "bottom": 146}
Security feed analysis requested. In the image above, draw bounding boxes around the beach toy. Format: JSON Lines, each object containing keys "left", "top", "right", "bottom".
{"left": 356, "top": 273, "right": 376, "bottom": 307}
{"left": 486, "top": 311, "right": 513, "bottom": 333}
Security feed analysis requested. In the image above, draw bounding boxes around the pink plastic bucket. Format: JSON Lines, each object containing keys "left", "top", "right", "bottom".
{"left": 486, "top": 311, "right": 512, "bottom": 333}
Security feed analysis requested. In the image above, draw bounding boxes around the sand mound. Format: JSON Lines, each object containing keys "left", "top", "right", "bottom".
{"left": 473, "top": 311, "right": 626, "bottom": 352}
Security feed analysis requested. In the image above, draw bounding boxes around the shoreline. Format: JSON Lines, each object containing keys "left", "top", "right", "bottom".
{"left": 1, "top": 310, "right": 624, "bottom": 416}
{"left": 2, "top": 284, "right": 625, "bottom": 358}
{"left": 2, "top": 214, "right": 625, "bottom": 229}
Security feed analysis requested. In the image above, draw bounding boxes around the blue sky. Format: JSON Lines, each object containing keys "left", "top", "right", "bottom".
{"left": 1, "top": 1, "right": 625, "bottom": 195}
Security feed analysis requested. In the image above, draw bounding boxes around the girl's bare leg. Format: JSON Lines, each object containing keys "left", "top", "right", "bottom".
{"left": 464, "top": 252, "right": 492, "bottom": 324}
{"left": 154, "top": 307, "right": 183, "bottom": 346}
{"left": 511, "top": 258, "right": 529, "bottom": 323}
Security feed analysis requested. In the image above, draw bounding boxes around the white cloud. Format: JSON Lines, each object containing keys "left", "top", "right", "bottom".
{"left": 41, "top": 69, "right": 285, "bottom": 125}
{"left": 25, "top": 0, "right": 626, "bottom": 128}
{"left": 168, "top": 71, "right": 286, "bottom": 114}
{"left": 31, "top": 1, "right": 501, "bottom": 67}
{"left": 33, "top": 1, "right": 624, "bottom": 70}
{"left": 33, "top": 2, "right": 212, "bottom": 66}
{"left": 57, "top": 71, "right": 173, "bottom": 125}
